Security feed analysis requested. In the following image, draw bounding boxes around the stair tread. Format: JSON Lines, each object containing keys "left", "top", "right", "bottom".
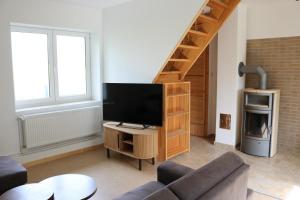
{"left": 161, "top": 71, "right": 182, "bottom": 75}
{"left": 209, "top": 0, "right": 228, "bottom": 9}
{"left": 178, "top": 44, "right": 200, "bottom": 50}
{"left": 199, "top": 14, "right": 218, "bottom": 23}
{"left": 188, "top": 29, "right": 208, "bottom": 36}
{"left": 169, "top": 58, "right": 190, "bottom": 62}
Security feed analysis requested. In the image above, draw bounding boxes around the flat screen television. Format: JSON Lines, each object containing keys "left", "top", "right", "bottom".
{"left": 103, "top": 83, "right": 163, "bottom": 127}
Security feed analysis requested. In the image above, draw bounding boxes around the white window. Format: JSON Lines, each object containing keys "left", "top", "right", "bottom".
{"left": 11, "top": 26, "right": 91, "bottom": 109}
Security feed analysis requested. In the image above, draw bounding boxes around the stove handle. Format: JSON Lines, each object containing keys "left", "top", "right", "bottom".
{"left": 268, "top": 126, "right": 272, "bottom": 136}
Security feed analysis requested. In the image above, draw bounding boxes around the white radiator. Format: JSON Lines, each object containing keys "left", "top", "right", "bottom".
{"left": 18, "top": 106, "right": 102, "bottom": 149}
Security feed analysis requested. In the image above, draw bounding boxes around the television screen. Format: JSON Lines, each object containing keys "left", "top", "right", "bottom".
{"left": 103, "top": 83, "right": 163, "bottom": 126}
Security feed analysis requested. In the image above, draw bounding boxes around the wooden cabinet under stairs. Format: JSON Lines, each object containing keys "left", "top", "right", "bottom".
{"left": 158, "top": 82, "right": 190, "bottom": 161}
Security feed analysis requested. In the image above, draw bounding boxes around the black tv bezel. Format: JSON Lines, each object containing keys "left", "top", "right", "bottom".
{"left": 102, "top": 83, "right": 163, "bottom": 127}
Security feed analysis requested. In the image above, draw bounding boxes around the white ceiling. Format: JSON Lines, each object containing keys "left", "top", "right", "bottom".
{"left": 51, "top": 0, "right": 134, "bottom": 8}
{"left": 52, "top": 0, "right": 300, "bottom": 8}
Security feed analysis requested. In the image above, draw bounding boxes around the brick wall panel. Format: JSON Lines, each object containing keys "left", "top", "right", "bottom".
{"left": 246, "top": 36, "right": 300, "bottom": 153}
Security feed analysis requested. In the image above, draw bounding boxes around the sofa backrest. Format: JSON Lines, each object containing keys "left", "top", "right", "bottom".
{"left": 196, "top": 164, "right": 249, "bottom": 200}
{"left": 144, "top": 188, "right": 179, "bottom": 200}
{"left": 167, "top": 152, "right": 248, "bottom": 200}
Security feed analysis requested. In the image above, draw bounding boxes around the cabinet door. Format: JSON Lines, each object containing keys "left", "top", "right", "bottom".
{"left": 104, "top": 128, "right": 119, "bottom": 150}
{"left": 166, "top": 114, "right": 190, "bottom": 158}
{"left": 133, "top": 134, "right": 156, "bottom": 159}
{"left": 167, "top": 131, "right": 189, "bottom": 158}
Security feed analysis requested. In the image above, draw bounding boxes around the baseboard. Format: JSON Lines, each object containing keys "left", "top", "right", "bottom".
{"left": 13, "top": 136, "right": 103, "bottom": 166}
{"left": 213, "top": 141, "right": 236, "bottom": 150}
{"left": 23, "top": 143, "right": 104, "bottom": 168}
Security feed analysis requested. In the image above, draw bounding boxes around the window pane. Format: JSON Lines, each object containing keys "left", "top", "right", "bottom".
{"left": 11, "top": 32, "right": 50, "bottom": 101}
{"left": 56, "top": 35, "right": 87, "bottom": 97}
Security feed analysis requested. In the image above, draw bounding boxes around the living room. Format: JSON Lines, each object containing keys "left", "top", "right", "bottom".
{"left": 0, "top": 0, "right": 299, "bottom": 199}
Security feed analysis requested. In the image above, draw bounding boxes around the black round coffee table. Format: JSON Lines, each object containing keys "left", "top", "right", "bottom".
{"left": 40, "top": 174, "right": 97, "bottom": 200}
{"left": 0, "top": 183, "right": 54, "bottom": 200}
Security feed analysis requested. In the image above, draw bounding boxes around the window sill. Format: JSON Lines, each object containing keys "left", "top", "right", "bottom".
{"left": 16, "top": 100, "right": 102, "bottom": 117}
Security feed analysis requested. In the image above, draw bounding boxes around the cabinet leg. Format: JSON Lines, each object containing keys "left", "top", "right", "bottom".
{"left": 152, "top": 157, "right": 155, "bottom": 165}
{"left": 138, "top": 159, "right": 142, "bottom": 171}
{"left": 106, "top": 148, "right": 110, "bottom": 158}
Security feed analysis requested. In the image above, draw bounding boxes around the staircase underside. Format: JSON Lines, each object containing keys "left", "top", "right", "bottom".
{"left": 153, "top": 0, "right": 240, "bottom": 83}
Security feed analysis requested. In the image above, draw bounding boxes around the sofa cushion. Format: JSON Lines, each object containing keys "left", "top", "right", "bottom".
{"left": 144, "top": 188, "right": 179, "bottom": 200}
{"left": 168, "top": 152, "right": 245, "bottom": 200}
{"left": 157, "top": 161, "right": 194, "bottom": 185}
{"left": 0, "top": 156, "right": 27, "bottom": 195}
{"left": 114, "top": 181, "right": 165, "bottom": 200}
{"left": 196, "top": 164, "right": 249, "bottom": 200}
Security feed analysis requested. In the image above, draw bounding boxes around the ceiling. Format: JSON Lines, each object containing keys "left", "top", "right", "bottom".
{"left": 52, "top": 0, "right": 299, "bottom": 8}
{"left": 51, "top": 0, "right": 134, "bottom": 8}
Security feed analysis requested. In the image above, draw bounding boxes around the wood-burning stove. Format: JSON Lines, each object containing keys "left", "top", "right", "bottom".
{"left": 241, "top": 89, "right": 280, "bottom": 157}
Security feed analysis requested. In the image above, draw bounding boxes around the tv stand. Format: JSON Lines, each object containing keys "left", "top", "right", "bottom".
{"left": 116, "top": 122, "right": 150, "bottom": 130}
{"left": 103, "top": 122, "right": 158, "bottom": 170}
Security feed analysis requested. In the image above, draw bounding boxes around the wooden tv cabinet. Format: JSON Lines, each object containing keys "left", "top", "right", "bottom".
{"left": 103, "top": 122, "right": 158, "bottom": 170}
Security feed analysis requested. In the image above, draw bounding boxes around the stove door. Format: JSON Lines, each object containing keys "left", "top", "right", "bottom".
{"left": 244, "top": 109, "right": 272, "bottom": 140}
{"left": 242, "top": 109, "right": 272, "bottom": 157}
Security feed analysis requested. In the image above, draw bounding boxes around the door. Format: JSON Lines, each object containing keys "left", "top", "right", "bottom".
{"left": 184, "top": 47, "right": 209, "bottom": 137}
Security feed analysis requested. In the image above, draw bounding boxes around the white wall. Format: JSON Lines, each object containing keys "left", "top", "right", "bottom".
{"left": 103, "top": 0, "right": 206, "bottom": 83}
{"left": 0, "top": 0, "right": 103, "bottom": 157}
{"left": 244, "top": 0, "right": 300, "bottom": 39}
{"left": 215, "top": 4, "right": 247, "bottom": 146}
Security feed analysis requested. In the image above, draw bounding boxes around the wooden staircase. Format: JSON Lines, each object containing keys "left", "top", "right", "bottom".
{"left": 154, "top": 0, "right": 240, "bottom": 161}
{"left": 154, "top": 0, "right": 240, "bottom": 83}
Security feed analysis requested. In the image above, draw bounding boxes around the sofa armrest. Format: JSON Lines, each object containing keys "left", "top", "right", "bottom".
{"left": 157, "top": 161, "right": 193, "bottom": 185}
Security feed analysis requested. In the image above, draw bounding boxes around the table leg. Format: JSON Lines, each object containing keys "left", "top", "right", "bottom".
{"left": 138, "top": 159, "right": 142, "bottom": 171}
{"left": 106, "top": 148, "right": 110, "bottom": 158}
{"left": 152, "top": 157, "right": 155, "bottom": 165}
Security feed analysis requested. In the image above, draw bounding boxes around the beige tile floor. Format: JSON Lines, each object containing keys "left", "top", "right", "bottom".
{"left": 27, "top": 137, "right": 300, "bottom": 200}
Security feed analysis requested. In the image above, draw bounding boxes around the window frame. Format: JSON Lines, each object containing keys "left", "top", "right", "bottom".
{"left": 10, "top": 25, "right": 92, "bottom": 109}
{"left": 53, "top": 30, "right": 92, "bottom": 103}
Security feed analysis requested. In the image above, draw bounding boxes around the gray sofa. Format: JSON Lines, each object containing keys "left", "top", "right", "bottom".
{"left": 0, "top": 156, "right": 27, "bottom": 195}
{"left": 115, "top": 152, "right": 253, "bottom": 200}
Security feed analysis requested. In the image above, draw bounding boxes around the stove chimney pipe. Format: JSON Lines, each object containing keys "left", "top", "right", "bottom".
{"left": 238, "top": 62, "right": 267, "bottom": 90}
